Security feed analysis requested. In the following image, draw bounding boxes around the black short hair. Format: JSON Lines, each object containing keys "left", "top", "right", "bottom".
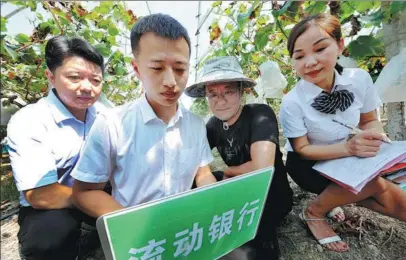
{"left": 45, "top": 35, "right": 104, "bottom": 73}
{"left": 130, "top": 13, "right": 191, "bottom": 58}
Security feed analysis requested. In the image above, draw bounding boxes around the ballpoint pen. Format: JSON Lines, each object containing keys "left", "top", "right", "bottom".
{"left": 332, "top": 119, "right": 392, "bottom": 144}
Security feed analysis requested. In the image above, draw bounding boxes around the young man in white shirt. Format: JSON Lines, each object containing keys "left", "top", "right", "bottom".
{"left": 71, "top": 14, "right": 216, "bottom": 218}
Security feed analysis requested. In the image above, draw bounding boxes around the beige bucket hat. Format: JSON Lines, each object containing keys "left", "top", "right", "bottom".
{"left": 185, "top": 56, "right": 256, "bottom": 98}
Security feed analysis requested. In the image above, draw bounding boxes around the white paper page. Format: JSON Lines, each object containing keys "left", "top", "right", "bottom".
{"left": 313, "top": 141, "right": 406, "bottom": 188}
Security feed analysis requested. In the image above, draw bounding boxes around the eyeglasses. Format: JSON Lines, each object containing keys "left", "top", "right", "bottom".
{"left": 206, "top": 88, "right": 239, "bottom": 102}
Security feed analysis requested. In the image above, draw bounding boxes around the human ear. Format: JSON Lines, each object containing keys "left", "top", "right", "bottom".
{"left": 45, "top": 69, "right": 55, "bottom": 85}
{"left": 131, "top": 59, "right": 141, "bottom": 79}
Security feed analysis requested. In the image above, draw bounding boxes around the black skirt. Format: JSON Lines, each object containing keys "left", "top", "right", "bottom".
{"left": 285, "top": 151, "right": 331, "bottom": 194}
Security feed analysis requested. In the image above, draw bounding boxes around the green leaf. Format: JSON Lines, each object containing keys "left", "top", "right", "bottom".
{"left": 359, "top": 9, "right": 384, "bottom": 26}
{"left": 341, "top": 14, "right": 354, "bottom": 25}
{"left": 285, "top": 1, "right": 301, "bottom": 19}
{"left": 254, "top": 24, "right": 273, "bottom": 51}
{"left": 29, "top": 81, "right": 41, "bottom": 93}
{"left": 1, "top": 17, "right": 7, "bottom": 32}
{"left": 112, "top": 7, "right": 123, "bottom": 21}
{"left": 36, "top": 12, "right": 44, "bottom": 21}
{"left": 98, "top": 17, "right": 112, "bottom": 29}
{"left": 106, "top": 35, "right": 117, "bottom": 46}
{"left": 237, "top": 11, "right": 251, "bottom": 28}
{"left": 114, "top": 63, "right": 127, "bottom": 75}
{"left": 50, "top": 25, "right": 61, "bottom": 35}
{"left": 124, "top": 57, "right": 132, "bottom": 63}
{"left": 305, "top": 1, "right": 327, "bottom": 15}
{"left": 78, "top": 18, "right": 89, "bottom": 27}
{"left": 390, "top": 1, "right": 406, "bottom": 17}
{"left": 99, "top": 2, "right": 113, "bottom": 15}
{"left": 220, "top": 34, "right": 232, "bottom": 45}
{"left": 348, "top": 35, "right": 384, "bottom": 59}
{"left": 58, "top": 15, "right": 70, "bottom": 26}
{"left": 111, "top": 51, "right": 123, "bottom": 60}
{"left": 256, "top": 16, "right": 268, "bottom": 26}
{"left": 15, "top": 33, "right": 30, "bottom": 44}
{"left": 93, "top": 31, "right": 104, "bottom": 41}
{"left": 212, "top": 1, "right": 222, "bottom": 8}
{"left": 108, "top": 27, "right": 119, "bottom": 36}
{"left": 0, "top": 40, "right": 6, "bottom": 56}
{"left": 354, "top": 1, "right": 376, "bottom": 13}
{"left": 26, "top": 1, "right": 37, "bottom": 11}
{"left": 251, "top": 53, "right": 260, "bottom": 63}
{"left": 81, "top": 29, "right": 93, "bottom": 43}
{"left": 95, "top": 43, "right": 111, "bottom": 57}
{"left": 226, "top": 22, "right": 234, "bottom": 30}
{"left": 272, "top": 0, "right": 293, "bottom": 17}
{"left": 39, "top": 21, "right": 51, "bottom": 30}
{"left": 190, "top": 98, "right": 209, "bottom": 117}
{"left": 224, "top": 7, "right": 233, "bottom": 16}
{"left": 339, "top": 1, "right": 355, "bottom": 22}
{"left": 4, "top": 45, "right": 18, "bottom": 60}
{"left": 239, "top": 3, "right": 247, "bottom": 13}
{"left": 236, "top": 2, "right": 259, "bottom": 28}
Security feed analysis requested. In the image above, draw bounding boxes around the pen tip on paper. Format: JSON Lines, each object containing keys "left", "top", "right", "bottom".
{"left": 382, "top": 135, "right": 392, "bottom": 144}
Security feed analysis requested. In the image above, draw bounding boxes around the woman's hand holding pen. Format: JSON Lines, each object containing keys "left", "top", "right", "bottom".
{"left": 345, "top": 129, "right": 389, "bottom": 158}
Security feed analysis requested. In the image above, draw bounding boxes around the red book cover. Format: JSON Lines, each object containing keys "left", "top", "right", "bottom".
{"left": 380, "top": 163, "right": 406, "bottom": 176}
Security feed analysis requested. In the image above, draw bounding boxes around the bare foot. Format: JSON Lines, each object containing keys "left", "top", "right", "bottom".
{"left": 302, "top": 207, "right": 349, "bottom": 252}
{"left": 327, "top": 207, "right": 346, "bottom": 222}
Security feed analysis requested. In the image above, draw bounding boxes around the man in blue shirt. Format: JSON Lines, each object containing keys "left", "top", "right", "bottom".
{"left": 7, "top": 35, "right": 105, "bottom": 260}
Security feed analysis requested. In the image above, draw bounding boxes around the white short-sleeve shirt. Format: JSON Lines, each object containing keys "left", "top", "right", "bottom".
{"left": 7, "top": 89, "right": 103, "bottom": 206}
{"left": 280, "top": 68, "right": 381, "bottom": 151}
{"left": 71, "top": 94, "right": 213, "bottom": 207}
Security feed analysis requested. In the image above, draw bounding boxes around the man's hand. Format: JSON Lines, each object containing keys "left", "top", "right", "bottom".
{"left": 195, "top": 165, "right": 217, "bottom": 187}
{"left": 223, "top": 168, "right": 232, "bottom": 178}
{"left": 72, "top": 180, "right": 124, "bottom": 218}
{"left": 222, "top": 141, "right": 276, "bottom": 178}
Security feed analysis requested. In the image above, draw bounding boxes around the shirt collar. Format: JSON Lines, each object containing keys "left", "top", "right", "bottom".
{"left": 301, "top": 69, "right": 352, "bottom": 102}
{"left": 139, "top": 93, "right": 183, "bottom": 125}
{"left": 47, "top": 88, "right": 97, "bottom": 124}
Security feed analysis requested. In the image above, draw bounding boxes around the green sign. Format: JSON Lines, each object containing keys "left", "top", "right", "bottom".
{"left": 96, "top": 167, "right": 274, "bottom": 260}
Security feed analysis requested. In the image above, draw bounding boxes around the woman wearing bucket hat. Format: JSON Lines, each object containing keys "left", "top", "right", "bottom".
{"left": 186, "top": 56, "right": 293, "bottom": 259}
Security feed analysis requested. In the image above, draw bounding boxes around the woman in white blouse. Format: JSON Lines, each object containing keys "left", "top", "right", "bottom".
{"left": 280, "top": 13, "right": 406, "bottom": 252}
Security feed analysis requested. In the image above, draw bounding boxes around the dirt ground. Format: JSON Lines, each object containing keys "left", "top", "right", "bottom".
{"left": 278, "top": 181, "right": 406, "bottom": 260}
{"left": 2, "top": 179, "right": 405, "bottom": 260}
{"left": 1, "top": 149, "right": 406, "bottom": 260}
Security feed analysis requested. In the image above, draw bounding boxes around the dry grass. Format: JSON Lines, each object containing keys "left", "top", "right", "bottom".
{"left": 0, "top": 170, "right": 19, "bottom": 203}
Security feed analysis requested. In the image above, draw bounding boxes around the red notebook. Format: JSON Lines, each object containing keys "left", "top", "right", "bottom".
{"left": 380, "top": 162, "right": 406, "bottom": 176}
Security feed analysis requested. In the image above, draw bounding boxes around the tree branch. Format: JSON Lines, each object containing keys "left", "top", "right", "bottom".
{"left": 16, "top": 39, "right": 46, "bottom": 53}
{"left": 281, "top": 14, "right": 297, "bottom": 23}
{"left": 276, "top": 18, "right": 288, "bottom": 39}
{"left": 107, "top": 84, "right": 118, "bottom": 98}
{"left": 1, "top": 84, "right": 34, "bottom": 103}
{"left": 262, "top": 50, "right": 292, "bottom": 68}
{"left": 4, "top": 6, "right": 27, "bottom": 19}
{"left": 43, "top": 1, "right": 64, "bottom": 34}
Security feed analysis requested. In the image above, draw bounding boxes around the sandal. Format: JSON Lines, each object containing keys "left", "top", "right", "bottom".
{"left": 299, "top": 209, "right": 343, "bottom": 246}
